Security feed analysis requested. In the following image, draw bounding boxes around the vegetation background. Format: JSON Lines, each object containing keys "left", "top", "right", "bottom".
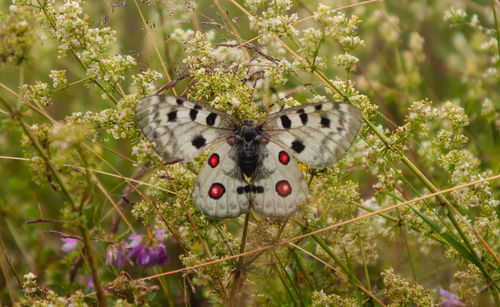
{"left": 0, "top": 0, "right": 499, "bottom": 306}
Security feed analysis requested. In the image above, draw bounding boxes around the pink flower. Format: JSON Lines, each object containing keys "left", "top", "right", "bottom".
{"left": 125, "top": 231, "right": 170, "bottom": 266}
{"left": 61, "top": 238, "right": 78, "bottom": 252}
{"left": 87, "top": 276, "right": 94, "bottom": 290}
{"left": 439, "top": 289, "right": 466, "bottom": 307}
{"left": 105, "top": 245, "right": 126, "bottom": 269}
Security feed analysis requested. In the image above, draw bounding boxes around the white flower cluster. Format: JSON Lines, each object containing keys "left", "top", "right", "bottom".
{"left": 247, "top": 0, "right": 299, "bottom": 37}
{"left": 172, "top": 29, "right": 217, "bottom": 70}
{"left": 131, "top": 69, "right": 163, "bottom": 95}
{"left": 444, "top": 6, "right": 467, "bottom": 25}
{"left": 49, "top": 69, "right": 68, "bottom": 89}
{"left": 334, "top": 52, "right": 359, "bottom": 72}
{"left": 20, "top": 81, "right": 52, "bottom": 106}
{"left": 87, "top": 54, "right": 136, "bottom": 85}
{"left": 314, "top": 6, "right": 364, "bottom": 50}
{"left": 51, "top": 0, "right": 136, "bottom": 87}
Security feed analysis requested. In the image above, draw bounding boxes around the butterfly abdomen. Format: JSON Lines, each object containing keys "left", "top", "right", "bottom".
{"left": 239, "top": 146, "right": 259, "bottom": 177}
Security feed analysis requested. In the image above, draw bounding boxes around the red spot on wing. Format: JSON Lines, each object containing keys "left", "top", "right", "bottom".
{"left": 208, "top": 183, "right": 225, "bottom": 199}
{"left": 278, "top": 151, "right": 290, "bottom": 165}
{"left": 275, "top": 180, "right": 292, "bottom": 197}
{"left": 208, "top": 153, "right": 220, "bottom": 168}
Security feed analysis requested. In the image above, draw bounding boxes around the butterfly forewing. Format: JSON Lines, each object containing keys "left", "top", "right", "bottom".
{"left": 193, "top": 142, "right": 251, "bottom": 218}
{"left": 135, "top": 95, "right": 240, "bottom": 162}
{"left": 251, "top": 142, "right": 309, "bottom": 218}
{"left": 258, "top": 102, "right": 362, "bottom": 168}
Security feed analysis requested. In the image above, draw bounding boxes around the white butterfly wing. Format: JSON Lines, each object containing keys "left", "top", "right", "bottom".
{"left": 135, "top": 95, "right": 240, "bottom": 162}
{"left": 193, "top": 142, "right": 251, "bottom": 218}
{"left": 251, "top": 142, "right": 309, "bottom": 219}
{"left": 258, "top": 102, "right": 362, "bottom": 168}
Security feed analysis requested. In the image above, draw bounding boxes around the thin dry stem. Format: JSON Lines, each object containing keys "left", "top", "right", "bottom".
{"left": 133, "top": 0, "right": 176, "bottom": 95}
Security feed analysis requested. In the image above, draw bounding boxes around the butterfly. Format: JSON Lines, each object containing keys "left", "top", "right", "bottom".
{"left": 135, "top": 95, "right": 362, "bottom": 219}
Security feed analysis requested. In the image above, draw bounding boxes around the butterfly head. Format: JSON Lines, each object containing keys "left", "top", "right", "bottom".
{"left": 241, "top": 119, "right": 257, "bottom": 142}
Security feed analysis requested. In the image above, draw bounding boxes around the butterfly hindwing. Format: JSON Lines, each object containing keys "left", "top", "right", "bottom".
{"left": 258, "top": 102, "right": 362, "bottom": 168}
{"left": 135, "top": 95, "right": 240, "bottom": 162}
{"left": 193, "top": 142, "right": 251, "bottom": 218}
{"left": 251, "top": 142, "right": 309, "bottom": 219}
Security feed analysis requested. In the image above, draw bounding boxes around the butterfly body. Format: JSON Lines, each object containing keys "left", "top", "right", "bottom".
{"left": 231, "top": 119, "right": 264, "bottom": 177}
{"left": 136, "top": 95, "right": 362, "bottom": 219}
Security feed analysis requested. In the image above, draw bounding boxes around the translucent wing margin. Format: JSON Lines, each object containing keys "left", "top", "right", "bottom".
{"left": 193, "top": 142, "right": 251, "bottom": 218}
{"left": 135, "top": 95, "right": 240, "bottom": 162}
{"left": 258, "top": 102, "right": 362, "bottom": 168}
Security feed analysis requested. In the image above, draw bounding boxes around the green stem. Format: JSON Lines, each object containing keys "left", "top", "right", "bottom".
{"left": 311, "top": 234, "right": 361, "bottom": 285}
{"left": 401, "top": 226, "right": 417, "bottom": 281}
{"left": 490, "top": 0, "right": 500, "bottom": 68}
{"left": 273, "top": 251, "right": 302, "bottom": 307}
{"left": 292, "top": 249, "right": 315, "bottom": 289}
{"left": 359, "top": 240, "right": 371, "bottom": 292}
{"left": 81, "top": 226, "right": 107, "bottom": 306}
{"left": 228, "top": 213, "right": 250, "bottom": 306}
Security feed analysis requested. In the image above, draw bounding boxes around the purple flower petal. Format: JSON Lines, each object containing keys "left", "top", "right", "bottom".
{"left": 61, "top": 238, "right": 78, "bottom": 252}
{"left": 439, "top": 289, "right": 466, "bottom": 307}
{"left": 441, "top": 300, "right": 466, "bottom": 307}
{"left": 105, "top": 249, "right": 113, "bottom": 266}
{"left": 129, "top": 245, "right": 154, "bottom": 265}
{"left": 136, "top": 247, "right": 154, "bottom": 265}
{"left": 125, "top": 233, "right": 143, "bottom": 250}
{"left": 154, "top": 243, "right": 169, "bottom": 266}
{"left": 87, "top": 276, "right": 94, "bottom": 290}
{"left": 154, "top": 229, "right": 166, "bottom": 241}
{"left": 128, "top": 245, "right": 145, "bottom": 258}
{"left": 439, "top": 289, "right": 460, "bottom": 300}
{"left": 105, "top": 245, "right": 126, "bottom": 269}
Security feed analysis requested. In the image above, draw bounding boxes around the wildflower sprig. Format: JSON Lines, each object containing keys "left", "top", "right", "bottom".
{"left": 0, "top": 4, "right": 35, "bottom": 65}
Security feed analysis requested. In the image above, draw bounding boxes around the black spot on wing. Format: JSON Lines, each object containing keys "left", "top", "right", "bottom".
{"left": 206, "top": 113, "right": 217, "bottom": 126}
{"left": 159, "top": 96, "right": 166, "bottom": 103}
{"left": 299, "top": 113, "right": 308, "bottom": 125}
{"left": 237, "top": 185, "right": 264, "bottom": 194}
{"left": 190, "top": 109, "right": 198, "bottom": 121}
{"left": 194, "top": 104, "right": 202, "bottom": 110}
{"left": 176, "top": 98, "right": 183, "bottom": 105}
{"left": 167, "top": 110, "right": 177, "bottom": 122}
{"left": 320, "top": 116, "right": 331, "bottom": 128}
{"left": 280, "top": 115, "right": 292, "bottom": 129}
{"left": 291, "top": 140, "right": 305, "bottom": 153}
{"left": 315, "top": 104, "right": 322, "bottom": 111}
{"left": 254, "top": 186, "right": 264, "bottom": 193}
{"left": 191, "top": 135, "right": 206, "bottom": 149}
